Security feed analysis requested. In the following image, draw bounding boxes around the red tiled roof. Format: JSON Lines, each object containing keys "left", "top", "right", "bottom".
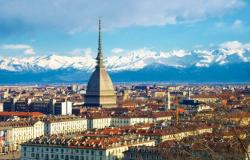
{"left": 0, "top": 112, "right": 44, "bottom": 117}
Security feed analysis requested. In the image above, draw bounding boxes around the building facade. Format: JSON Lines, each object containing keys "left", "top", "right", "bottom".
{"left": 0, "top": 120, "right": 44, "bottom": 153}
{"left": 20, "top": 135, "right": 155, "bottom": 160}
{"left": 44, "top": 116, "right": 87, "bottom": 135}
{"left": 86, "top": 112, "right": 172, "bottom": 129}
{"left": 54, "top": 101, "right": 72, "bottom": 115}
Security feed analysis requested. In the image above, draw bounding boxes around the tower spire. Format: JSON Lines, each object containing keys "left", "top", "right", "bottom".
{"left": 97, "top": 18, "right": 104, "bottom": 68}
{"left": 85, "top": 18, "right": 117, "bottom": 108}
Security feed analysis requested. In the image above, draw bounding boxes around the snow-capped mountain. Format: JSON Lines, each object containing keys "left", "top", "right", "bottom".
{"left": 0, "top": 41, "right": 250, "bottom": 72}
{"left": 0, "top": 41, "right": 249, "bottom": 83}
{"left": 0, "top": 54, "right": 95, "bottom": 72}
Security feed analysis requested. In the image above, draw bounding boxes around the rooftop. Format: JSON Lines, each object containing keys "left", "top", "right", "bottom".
{"left": 22, "top": 134, "right": 152, "bottom": 150}
{"left": 0, "top": 111, "right": 44, "bottom": 117}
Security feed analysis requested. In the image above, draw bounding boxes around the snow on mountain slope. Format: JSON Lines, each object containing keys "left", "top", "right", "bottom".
{"left": 0, "top": 41, "right": 250, "bottom": 72}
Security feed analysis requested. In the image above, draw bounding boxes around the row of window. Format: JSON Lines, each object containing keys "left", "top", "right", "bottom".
{"left": 23, "top": 147, "right": 104, "bottom": 156}
{"left": 24, "top": 153, "right": 105, "bottom": 160}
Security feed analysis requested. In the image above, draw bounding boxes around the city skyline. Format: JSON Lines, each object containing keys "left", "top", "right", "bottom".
{"left": 0, "top": 1, "right": 250, "bottom": 160}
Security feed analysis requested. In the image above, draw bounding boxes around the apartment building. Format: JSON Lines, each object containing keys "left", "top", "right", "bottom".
{"left": 20, "top": 135, "right": 155, "bottom": 160}
{"left": 43, "top": 116, "right": 87, "bottom": 135}
{"left": 0, "top": 120, "right": 44, "bottom": 153}
{"left": 86, "top": 111, "right": 173, "bottom": 129}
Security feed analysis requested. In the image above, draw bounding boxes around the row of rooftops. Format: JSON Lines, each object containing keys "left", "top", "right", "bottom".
{"left": 82, "top": 110, "right": 174, "bottom": 119}
{"left": 22, "top": 134, "right": 152, "bottom": 149}
{"left": 224, "top": 111, "right": 250, "bottom": 118}
{"left": 139, "top": 123, "right": 213, "bottom": 136}
{"left": 37, "top": 115, "right": 86, "bottom": 123}
{"left": 0, "top": 120, "right": 40, "bottom": 129}
{"left": 77, "top": 121, "right": 213, "bottom": 137}
{"left": 21, "top": 122, "right": 243, "bottom": 150}
{"left": 126, "top": 132, "right": 250, "bottom": 158}
{"left": 0, "top": 110, "right": 172, "bottom": 129}
{"left": 0, "top": 111, "right": 44, "bottom": 117}
{"left": 0, "top": 115, "right": 86, "bottom": 129}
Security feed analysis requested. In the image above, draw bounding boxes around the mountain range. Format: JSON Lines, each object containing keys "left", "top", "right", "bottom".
{"left": 0, "top": 41, "right": 250, "bottom": 84}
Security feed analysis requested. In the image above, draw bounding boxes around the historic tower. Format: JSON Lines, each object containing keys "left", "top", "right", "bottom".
{"left": 84, "top": 19, "right": 117, "bottom": 108}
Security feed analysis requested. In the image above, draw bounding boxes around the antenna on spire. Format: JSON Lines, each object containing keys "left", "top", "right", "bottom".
{"left": 96, "top": 18, "right": 104, "bottom": 68}
{"left": 98, "top": 17, "right": 102, "bottom": 54}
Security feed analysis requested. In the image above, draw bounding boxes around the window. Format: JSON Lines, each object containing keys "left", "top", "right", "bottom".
{"left": 65, "top": 155, "right": 69, "bottom": 160}
{"left": 31, "top": 153, "right": 35, "bottom": 157}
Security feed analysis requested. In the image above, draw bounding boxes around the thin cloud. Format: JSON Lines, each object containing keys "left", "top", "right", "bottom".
{"left": 1, "top": 44, "right": 31, "bottom": 50}
{"left": 1, "top": 44, "right": 36, "bottom": 55}
{"left": 232, "top": 19, "right": 243, "bottom": 28}
{"left": 0, "top": 0, "right": 245, "bottom": 33}
{"left": 68, "top": 48, "right": 94, "bottom": 57}
{"left": 24, "top": 48, "right": 36, "bottom": 55}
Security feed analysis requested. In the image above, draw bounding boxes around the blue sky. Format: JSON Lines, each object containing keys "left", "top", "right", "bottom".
{"left": 0, "top": 0, "right": 249, "bottom": 57}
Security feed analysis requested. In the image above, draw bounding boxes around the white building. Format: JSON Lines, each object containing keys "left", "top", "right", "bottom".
{"left": 87, "top": 117, "right": 112, "bottom": 129}
{"left": 0, "top": 102, "right": 3, "bottom": 112}
{"left": 20, "top": 135, "right": 155, "bottom": 160}
{"left": 54, "top": 101, "right": 72, "bottom": 115}
{"left": 111, "top": 117, "right": 152, "bottom": 127}
{"left": 111, "top": 115, "right": 172, "bottom": 127}
{"left": 0, "top": 120, "right": 44, "bottom": 153}
{"left": 86, "top": 112, "right": 173, "bottom": 129}
{"left": 197, "top": 104, "right": 213, "bottom": 112}
{"left": 44, "top": 116, "right": 87, "bottom": 135}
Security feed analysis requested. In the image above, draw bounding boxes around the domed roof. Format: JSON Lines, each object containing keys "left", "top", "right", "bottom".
{"left": 86, "top": 67, "right": 115, "bottom": 96}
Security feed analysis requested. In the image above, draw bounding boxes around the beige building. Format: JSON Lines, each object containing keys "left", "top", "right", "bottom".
{"left": 44, "top": 116, "right": 87, "bottom": 135}
{"left": 87, "top": 112, "right": 173, "bottom": 129}
{"left": 87, "top": 116, "right": 112, "bottom": 129}
{"left": 0, "top": 120, "right": 44, "bottom": 153}
{"left": 85, "top": 20, "right": 116, "bottom": 108}
{"left": 111, "top": 115, "right": 172, "bottom": 127}
{"left": 192, "top": 95, "right": 218, "bottom": 103}
{"left": 20, "top": 135, "right": 155, "bottom": 160}
{"left": 144, "top": 124, "right": 213, "bottom": 144}
{"left": 152, "top": 91, "right": 166, "bottom": 98}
